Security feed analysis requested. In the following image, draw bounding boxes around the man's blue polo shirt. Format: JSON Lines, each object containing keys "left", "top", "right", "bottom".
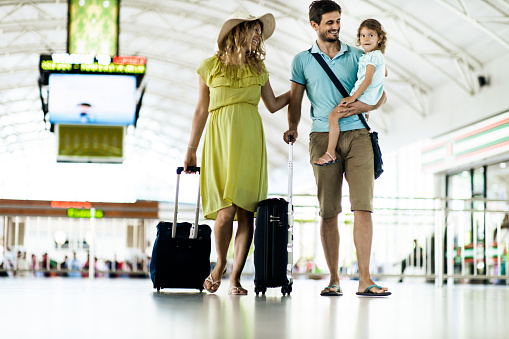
{"left": 290, "top": 41, "right": 365, "bottom": 132}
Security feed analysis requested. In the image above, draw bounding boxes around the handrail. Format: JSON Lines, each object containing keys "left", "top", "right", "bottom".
{"left": 1, "top": 195, "right": 508, "bottom": 284}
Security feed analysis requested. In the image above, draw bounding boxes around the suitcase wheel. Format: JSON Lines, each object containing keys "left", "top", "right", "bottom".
{"left": 281, "top": 282, "right": 293, "bottom": 296}
{"left": 254, "top": 285, "right": 267, "bottom": 296}
{"left": 281, "top": 286, "right": 288, "bottom": 296}
{"left": 156, "top": 287, "right": 160, "bottom": 292}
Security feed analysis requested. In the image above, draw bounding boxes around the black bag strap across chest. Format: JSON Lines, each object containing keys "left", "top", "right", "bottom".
{"left": 309, "top": 49, "right": 372, "bottom": 131}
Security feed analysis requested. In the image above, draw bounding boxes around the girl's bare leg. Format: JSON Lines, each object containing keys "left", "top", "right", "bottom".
{"left": 315, "top": 111, "right": 340, "bottom": 165}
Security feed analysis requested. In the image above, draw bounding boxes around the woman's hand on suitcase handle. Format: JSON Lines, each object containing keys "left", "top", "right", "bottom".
{"left": 183, "top": 150, "right": 197, "bottom": 173}
{"left": 179, "top": 166, "right": 200, "bottom": 174}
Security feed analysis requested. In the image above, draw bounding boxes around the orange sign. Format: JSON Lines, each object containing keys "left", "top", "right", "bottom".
{"left": 51, "top": 201, "right": 92, "bottom": 209}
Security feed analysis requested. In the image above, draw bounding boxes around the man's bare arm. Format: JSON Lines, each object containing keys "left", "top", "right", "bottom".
{"left": 284, "top": 82, "right": 306, "bottom": 144}
{"left": 335, "top": 91, "right": 387, "bottom": 118}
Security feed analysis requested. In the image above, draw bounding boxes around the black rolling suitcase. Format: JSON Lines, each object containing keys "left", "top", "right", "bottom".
{"left": 254, "top": 138, "right": 294, "bottom": 296}
{"left": 150, "top": 166, "right": 212, "bottom": 292}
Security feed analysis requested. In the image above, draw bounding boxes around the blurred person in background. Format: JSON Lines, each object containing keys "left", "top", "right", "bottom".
{"left": 59, "top": 255, "right": 69, "bottom": 277}
{"left": 31, "top": 254, "right": 39, "bottom": 277}
{"left": 16, "top": 251, "right": 29, "bottom": 277}
{"left": 493, "top": 214, "right": 509, "bottom": 282}
{"left": 2, "top": 247, "right": 15, "bottom": 277}
{"left": 69, "top": 252, "right": 82, "bottom": 278}
{"left": 0, "top": 250, "right": 9, "bottom": 277}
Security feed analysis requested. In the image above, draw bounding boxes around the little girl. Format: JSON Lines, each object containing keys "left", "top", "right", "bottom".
{"left": 315, "top": 19, "right": 387, "bottom": 166}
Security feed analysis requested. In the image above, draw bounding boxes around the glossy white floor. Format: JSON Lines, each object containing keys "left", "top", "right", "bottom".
{"left": 1, "top": 277, "right": 508, "bottom": 339}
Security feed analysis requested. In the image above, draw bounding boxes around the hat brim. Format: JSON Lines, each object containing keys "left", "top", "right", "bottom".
{"left": 217, "top": 13, "right": 275, "bottom": 46}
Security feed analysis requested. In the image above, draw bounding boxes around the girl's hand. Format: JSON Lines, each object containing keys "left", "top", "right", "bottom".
{"left": 340, "top": 96, "right": 355, "bottom": 106}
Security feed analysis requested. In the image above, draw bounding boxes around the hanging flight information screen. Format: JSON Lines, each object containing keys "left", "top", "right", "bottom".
{"left": 48, "top": 73, "right": 137, "bottom": 126}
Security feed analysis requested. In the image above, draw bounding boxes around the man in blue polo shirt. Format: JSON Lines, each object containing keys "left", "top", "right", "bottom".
{"left": 284, "top": 0, "right": 390, "bottom": 297}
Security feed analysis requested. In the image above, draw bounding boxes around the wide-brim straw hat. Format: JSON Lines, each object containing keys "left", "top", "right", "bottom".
{"left": 217, "top": 11, "right": 276, "bottom": 46}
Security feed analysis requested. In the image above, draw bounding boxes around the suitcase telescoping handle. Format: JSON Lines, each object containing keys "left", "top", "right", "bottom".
{"left": 288, "top": 136, "right": 293, "bottom": 209}
{"left": 287, "top": 136, "right": 294, "bottom": 282}
{"left": 173, "top": 166, "right": 201, "bottom": 239}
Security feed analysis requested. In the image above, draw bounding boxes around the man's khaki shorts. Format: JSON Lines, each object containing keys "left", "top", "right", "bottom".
{"left": 309, "top": 129, "right": 374, "bottom": 218}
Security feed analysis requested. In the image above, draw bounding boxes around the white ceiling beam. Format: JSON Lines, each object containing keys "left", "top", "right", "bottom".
{"left": 435, "top": 0, "right": 509, "bottom": 50}
{"left": 480, "top": 0, "right": 509, "bottom": 15}
{"left": 0, "top": 1, "right": 27, "bottom": 23}
{"left": 475, "top": 16, "right": 509, "bottom": 23}
{"left": 384, "top": 86, "right": 427, "bottom": 118}
{"left": 494, "top": 0, "right": 509, "bottom": 11}
{"left": 455, "top": 0, "right": 471, "bottom": 16}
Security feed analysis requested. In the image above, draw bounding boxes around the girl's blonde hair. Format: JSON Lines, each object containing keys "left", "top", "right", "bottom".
{"left": 356, "top": 19, "right": 387, "bottom": 54}
{"left": 216, "top": 20, "right": 266, "bottom": 76}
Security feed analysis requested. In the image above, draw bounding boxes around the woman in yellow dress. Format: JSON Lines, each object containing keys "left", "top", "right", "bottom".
{"left": 184, "top": 11, "right": 290, "bottom": 295}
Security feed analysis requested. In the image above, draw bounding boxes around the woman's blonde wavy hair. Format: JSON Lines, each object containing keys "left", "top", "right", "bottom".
{"left": 216, "top": 20, "right": 266, "bottom": 77}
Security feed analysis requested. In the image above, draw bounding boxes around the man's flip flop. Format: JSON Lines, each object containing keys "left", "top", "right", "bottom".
{"left": 320, "top": 285, "right": 343, "bottom": 296}
{"left": 356, "top": 284, "right": 391, "bottom": 296}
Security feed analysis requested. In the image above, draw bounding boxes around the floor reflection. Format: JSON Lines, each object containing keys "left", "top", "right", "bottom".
{"left": 0, "top": 278, "right": 508, "bottom": 338}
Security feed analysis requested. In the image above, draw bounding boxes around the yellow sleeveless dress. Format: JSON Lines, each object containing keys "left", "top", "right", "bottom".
{"left": 197, "top": 56, "right": 269, "bottom": 220}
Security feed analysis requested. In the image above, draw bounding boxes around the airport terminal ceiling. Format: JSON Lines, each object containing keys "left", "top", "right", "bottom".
{"left": 1, "top": 0, "right": 508, "bottom": 202}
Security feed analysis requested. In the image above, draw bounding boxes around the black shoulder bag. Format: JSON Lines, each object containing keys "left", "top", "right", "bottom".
{"left": 310, "top": 52, "right": 384, "bottom": 179}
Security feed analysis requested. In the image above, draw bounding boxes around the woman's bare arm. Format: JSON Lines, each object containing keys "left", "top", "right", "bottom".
{"left": 184, "top": 76, "right": 210, "bottom": 172}
{"left": 261, "top": 78, "right": 290, "bottom": 113}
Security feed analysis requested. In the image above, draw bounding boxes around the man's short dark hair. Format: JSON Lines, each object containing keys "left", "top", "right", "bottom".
{"left": 309, "top": 0, "right": 342, "bottom": 25}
